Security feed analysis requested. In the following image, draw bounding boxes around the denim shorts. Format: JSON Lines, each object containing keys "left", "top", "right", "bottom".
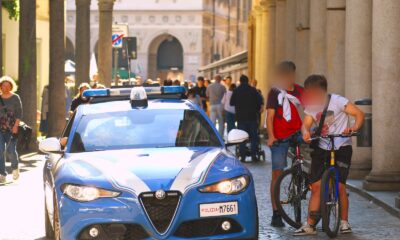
{"left": 270, "top": 132, "right": 303, "bottom": 170}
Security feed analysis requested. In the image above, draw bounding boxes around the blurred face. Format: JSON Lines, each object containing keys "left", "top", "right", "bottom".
{"left": 276, "top": 72, "right": 295, "bottom": 90}
{"left": 303, "top": 86, "right": 327, "bottom": 107}
{"left": 197, "top": 80, "right": 204, "bottom": 87}
{"left": 225, "top": 78, "right": 232, "bottom": 86}
{"left": 79, "top": 86, "right": 89, "bottom": 96}
{"left": 1, "top": 82, "right": 12, "bottom": 94}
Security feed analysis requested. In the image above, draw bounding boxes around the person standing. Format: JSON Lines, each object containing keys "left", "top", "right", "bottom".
{"left": 206, "top": 75, "right": 226, "bottom": 137}
{"left": 192, "top": 76, "right": 207, "bottom": 111}
{"left": 39, "top": 85, "right": 49, "bottom": 136}
{"left": 0, "top": 76, "right": 23, "bottom": 183}
{"left": 266, "top": 61, "right": 304, "bottom": 227}
{"left": 70, "top": 83, "right": 91, "bottom": 113}
{"left": 223, "top": 76, "right": 233, "bottom": 90}
{"left": 221, "top": 83, "right": 236, "bottom": 133}
{"left": 230, "top": 75, "right": 263, "bottom": 163}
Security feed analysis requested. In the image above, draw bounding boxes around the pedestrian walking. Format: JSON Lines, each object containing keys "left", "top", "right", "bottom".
{"left": 230, "top": 75, "right": 263, "bottom": 163}
{"left": 206, "top": 75, "right": 226, "bottom": 136}
{"left": 70, "top": 83, "right": 91, "bottom": 113}
{"left": 0, "top": 76, "right": 23, "bottom": 184}
{"left": 266, "top": 61, "right": 303, "bottom": 227}
{"left": 221, "top": 83, "right": 236, "bottom": 133}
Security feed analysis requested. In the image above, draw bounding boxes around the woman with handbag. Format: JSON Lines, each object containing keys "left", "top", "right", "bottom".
{"left": 0, "top": 76, "right": 22, "bottom": 184}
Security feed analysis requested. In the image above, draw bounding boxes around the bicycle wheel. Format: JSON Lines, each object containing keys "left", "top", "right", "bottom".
{"left": 320, "top": 168, "right": 341, "bottom": 238}
{"left": 274, "top": 167, "right": 311, "bottom": 228}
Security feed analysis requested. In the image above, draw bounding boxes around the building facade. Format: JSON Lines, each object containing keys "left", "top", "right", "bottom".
{"left": 2, "top": 4, "right": 50, "bottom": 108}
{"left": 66, "top": 0, "right": 251, "bottom": 83}
{"left": 249, "top": 0, "right": 400, "bottom": 194}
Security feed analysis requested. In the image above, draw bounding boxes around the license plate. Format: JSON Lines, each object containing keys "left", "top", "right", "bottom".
{"left": 199, "top": 201, "right": 238, "bottom": 217}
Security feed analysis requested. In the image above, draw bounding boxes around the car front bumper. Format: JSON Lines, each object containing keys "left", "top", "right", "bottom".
{"left": 58, "top": 184, "right": 258, "bottom": 240}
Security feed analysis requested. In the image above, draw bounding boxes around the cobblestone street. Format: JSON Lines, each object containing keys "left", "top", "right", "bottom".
{"left": 0, "top": 152, "right": 399, "bottom": 240}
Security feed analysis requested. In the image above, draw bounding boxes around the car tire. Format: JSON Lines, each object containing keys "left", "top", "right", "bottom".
{"left": 45, "top": 199, "right": 54, "bottom": 239}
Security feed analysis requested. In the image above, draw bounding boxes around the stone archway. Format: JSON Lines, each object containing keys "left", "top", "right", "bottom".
{"left": 148, "top": 34, "right": 184, "bottom": 81}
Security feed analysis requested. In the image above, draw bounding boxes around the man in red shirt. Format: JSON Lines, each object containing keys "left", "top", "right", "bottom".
{"left": 266, "top": 61, "right": 303, "bottom": 227}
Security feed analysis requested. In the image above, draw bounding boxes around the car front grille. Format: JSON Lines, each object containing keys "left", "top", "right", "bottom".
{"left": 139, "top": 191, "right": 181, "bottom": 234}
{"left": 174, "top": 217, "right": 242, "bottom": 238}
{"left": 77, "top": 223, "right": 149, "bottom": 240}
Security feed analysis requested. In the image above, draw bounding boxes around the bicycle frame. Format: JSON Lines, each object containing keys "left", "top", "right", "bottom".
{"left": 326, "top": 136, "right": 340, "bottom": 204}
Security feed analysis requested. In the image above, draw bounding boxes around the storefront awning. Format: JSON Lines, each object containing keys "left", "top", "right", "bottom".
{"left": 198, "top": 50, "right": 248, "bottom": 72}
{"left": 218, "top": 62, "right": 248, "bottom": 74}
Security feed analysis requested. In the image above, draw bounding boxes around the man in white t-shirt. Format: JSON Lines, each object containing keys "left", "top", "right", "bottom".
{"left": 294, "top": 75, "right": 365, "bottom": 236}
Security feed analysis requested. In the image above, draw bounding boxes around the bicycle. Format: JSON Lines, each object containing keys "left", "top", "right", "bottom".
{"left": 274, "top": 135, "right": 311, "bottom": 228}
{"left": 310, "top": 132, "right": 357, "bottom": 238}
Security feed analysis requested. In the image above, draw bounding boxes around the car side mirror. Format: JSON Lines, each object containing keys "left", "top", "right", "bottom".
{"left": 39, "top": 137, "right": 63, "bottom": 154}
{"left": 226, "top": 129, "right": 249, "bottom": 146}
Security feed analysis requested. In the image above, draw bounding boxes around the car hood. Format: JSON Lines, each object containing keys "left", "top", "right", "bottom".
{"left": 60, "top": 147, "right": 227, "bottom": 195}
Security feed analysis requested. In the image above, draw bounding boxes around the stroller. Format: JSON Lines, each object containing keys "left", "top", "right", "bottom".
{"left": 235, "top": 127, "right": 266, "bottom": 161}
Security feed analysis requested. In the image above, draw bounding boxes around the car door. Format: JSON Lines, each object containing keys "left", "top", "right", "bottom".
{"left": 44, "top": 113, "right": 76, "bottom": 223}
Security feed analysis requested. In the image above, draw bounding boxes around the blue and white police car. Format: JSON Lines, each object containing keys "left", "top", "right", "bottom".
{"left": 40, "top": 86, "right": 258, "bottom": 240}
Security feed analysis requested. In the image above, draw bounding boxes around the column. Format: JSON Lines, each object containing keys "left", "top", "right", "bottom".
{"left": 275, "top": 0, "right": 286, "bottom": 64}
{"left": 326, "top": 0, "right": 345, "bottom": 94}
{"left": 266, "top": 0, "right": 276, "bottom": 82}
{"left": 295, "top": 0, "right": 310, "bottom": 82}
{"left": 253, "top": 1, "right": 270, "bottom": 100}
{"left": 309, "top": 0, "right": 326, "bottom": 74}
{"left": 285, "top": 0, "right": 296, "bottom": 61}
{"left": 345, "top": 0, "right": 372, "bottom": 178}
{"left": 98, "top": 0, "right": 114, "bottom": 86}
{"left": 75, "top": 0, "right": 91, "bottom": 87}
{"left": 363, "top": 0, "right": 400, "bottom": 191}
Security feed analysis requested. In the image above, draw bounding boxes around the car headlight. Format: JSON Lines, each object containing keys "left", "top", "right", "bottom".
{"left": 61, "top": 184, "right": 120, "bottom": 202}
{"left": 199, "top": 175, "right": 249, "bottom": 194}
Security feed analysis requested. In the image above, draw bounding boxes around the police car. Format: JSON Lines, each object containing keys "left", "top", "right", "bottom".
{"left": 40, "top": 86, "right": 258, "bottom": 240}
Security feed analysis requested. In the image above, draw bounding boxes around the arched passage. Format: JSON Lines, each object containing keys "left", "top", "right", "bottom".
{"left": 148, "top": 34, "right": 184, "bottom": 81}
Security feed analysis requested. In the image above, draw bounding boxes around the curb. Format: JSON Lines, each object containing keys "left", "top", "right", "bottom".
{"left": 346, "top": 182, "right": 400, "bottom": 219}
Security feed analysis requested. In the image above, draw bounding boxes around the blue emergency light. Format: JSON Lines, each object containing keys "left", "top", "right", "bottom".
{"left": 82, "top": 86, "right": 186, "bottom": 98}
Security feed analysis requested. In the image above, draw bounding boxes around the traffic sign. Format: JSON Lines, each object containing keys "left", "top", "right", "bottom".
{"left": 112, "top": 24, "right": 129, "bottom": 48}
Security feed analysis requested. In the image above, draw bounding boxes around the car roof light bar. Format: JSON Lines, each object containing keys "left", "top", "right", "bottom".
{"left": 82, "top": 86, "right": 185, "bottom": 98}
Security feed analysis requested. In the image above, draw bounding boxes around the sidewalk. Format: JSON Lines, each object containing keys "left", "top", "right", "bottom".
{"left": 346, "top": 179, "right": 400, "bottom": 219}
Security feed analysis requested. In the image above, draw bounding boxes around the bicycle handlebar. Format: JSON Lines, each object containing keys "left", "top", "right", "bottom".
{"left": 309, "top": 132, "right": 358, "bottom": 141}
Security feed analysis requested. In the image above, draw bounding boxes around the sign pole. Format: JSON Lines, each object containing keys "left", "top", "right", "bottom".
{"left": 113, "top": 48, "right": 119, "bottom": 85}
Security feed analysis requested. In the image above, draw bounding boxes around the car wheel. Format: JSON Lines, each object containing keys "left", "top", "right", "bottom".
{"left": 53, "top": 194, "right": 61, "bottom": 240}
{"left": 45, "top": 199, "right": 54, "bottom": 239}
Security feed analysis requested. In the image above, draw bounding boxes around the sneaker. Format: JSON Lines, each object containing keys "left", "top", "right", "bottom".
{"left": 12, "top": 169, "right": 19, "bottom": 181}
{"left": 293, "top": 222, "right": 317, "bottom": 236}
{"left": 0, "top": 175, "right": 6, "bottom": 184}
{"left": 340, "top": 220, "right": 352, "bottom": 234}
{"left": 271, "top": 214, "right": 285, "bottom": 227}
{"left": 239, "top": 157, "right": 247, "bottom": 163}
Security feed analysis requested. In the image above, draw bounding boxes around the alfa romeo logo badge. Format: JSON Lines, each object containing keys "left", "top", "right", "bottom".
{"left": 155, "top": 190, "right": 166, "bottom": 200}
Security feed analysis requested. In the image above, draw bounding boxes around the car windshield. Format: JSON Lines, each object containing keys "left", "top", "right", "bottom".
{"left": 69, "top": 109, "right": 221, "bottom": 153}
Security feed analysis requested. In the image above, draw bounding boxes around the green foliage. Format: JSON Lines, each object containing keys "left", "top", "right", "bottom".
{"left": 2, "top": 0, "right": 19, "bottom": 20}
